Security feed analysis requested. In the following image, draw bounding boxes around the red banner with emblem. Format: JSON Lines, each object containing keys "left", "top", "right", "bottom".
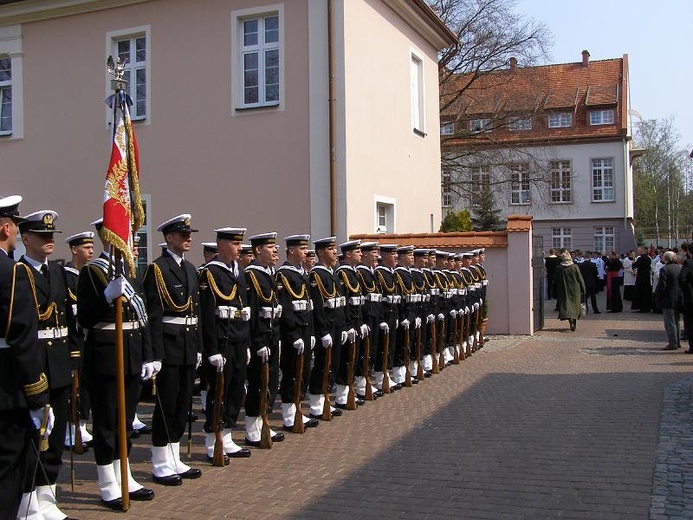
{"left": 102, "top": 92, "right": 144, "bottom": 277}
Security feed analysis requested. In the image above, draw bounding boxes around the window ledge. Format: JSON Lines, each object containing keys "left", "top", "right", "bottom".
{"left": 236, "top": 102, "right": 280, "bottom": 112}
{"left": 413, "top": 128, "right": 426, "bottom": 138}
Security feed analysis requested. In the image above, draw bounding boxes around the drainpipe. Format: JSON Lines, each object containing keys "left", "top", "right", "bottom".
{"left": 328, "top": 0, "right": 337, "bottom": 235}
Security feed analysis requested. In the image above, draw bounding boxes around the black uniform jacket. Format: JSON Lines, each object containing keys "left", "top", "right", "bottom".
{"left": 275, "top": 262, "right": 312, "bottom": 345}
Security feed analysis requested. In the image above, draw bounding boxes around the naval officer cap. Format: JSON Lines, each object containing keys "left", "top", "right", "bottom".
{"left": 0, "top": 195, "right": 25, "bottom": 222}
{"left": 360, "top": 242, "right": 379, "bottom": 252}
{"left": 65, "top": 231, "right": 95, "bottom": 247}
{"left": 339, "top": 239, "right": 361, "bottom": 253}
{"left": 462, "top": 251, "right": 473, "bottom": 259}
{"left": 90, "top": 218, "right": 104, "bottom": 231}
{"left": 202, "top": 242, "right": 218, "bottom": 253}
{"left": 157, "top": 214, "right": 198, "bottom": 234}
{"left": 19, "top": 210, "right": 61, "bottom": 234}
{"left": 435, "top": 250, "right": 448, "bottom": 258}
{"left": 413, "top": 248, "right": 429, "bottom": 257}
{"left": 248, "top": 232, "right": 277, "bottom": 247}
{"left": 379, "top": 244, "right": 398, "bottom": 253}
{"left": 285, "top": 234, "right": 310, "bottom": 247}
{"left": 306, "top": 249, "right": 316, "bottom": 257}
{"left": 447, "top": 252, "right": 456, "bottom": 260}
{"left": 313, "top": 236, "right": 337, "bottom": 249}
{"left": 397, "top": 245, "right": 414, "bottom": 254}
{"left": 240, "top": 244, "right": 253, "bottom": 254}
{"left": 214, "top": 228, "right": 246, "bottom": 241}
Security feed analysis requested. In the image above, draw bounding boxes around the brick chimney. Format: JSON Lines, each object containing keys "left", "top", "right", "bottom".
{"left": 582, "top": 49, "right": 590, "bottom": 67}
{"left": 509, "top": 57, "right": 517, "bottom": 72}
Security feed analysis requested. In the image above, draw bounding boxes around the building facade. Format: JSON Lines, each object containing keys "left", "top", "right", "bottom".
{"left": 0, "top": 0, "right": 456, "bottom": 265}
{"left": 440, "top": 51, "right": 637, "bottom": 254}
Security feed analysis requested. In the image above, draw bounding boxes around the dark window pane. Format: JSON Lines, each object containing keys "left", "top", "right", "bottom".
{"left": 118, "top": 40, "right": 130, "bottom": 63}
{"left": 0, "top": 86, "right": 12, "bottom": 132}
{"left": 266, "top": 84, "right": 278, "bottom": 102}
{"left": 244, "top": 19, "right": 258, "bottom": 46}
{"left": 136, "top": 68, "right": 146, "bottom": 116}
{"left": 244, "top": 52, "right": 258, "bottom": 70}
{"left": 135, "top": 37, "right": 146, "bottom": 62}
{"left": 244, "top": 86, "right": 258, "bottom": 104}
{"left": 265, "top": 16, "right": 279, "bottom": 43}
{"left": 0, "top": 58, "right": 10, "bottom": 81}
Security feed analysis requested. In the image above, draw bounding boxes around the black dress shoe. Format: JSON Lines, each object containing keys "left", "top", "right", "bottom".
{"left": 153, "top": 474, "right": 183, "bottom": 486}
{"left": 411, "top": 377, "right": 419, "bottom": 384}
{"left": 131, "top": 430, "right": 140, "bottom": 439}
{"left": 593, "top": 310, "right": 601, "bottom": 314}
{"left": 331, "top": 408, "right": 343, "bottom": 416}
{"left": 179, "top": 468, "right": 202, "bottom": 479}
{"left": 206, "top": 454, "right": 230, "bottom": 465}
{"left": 391, "top": 383, "right": 403, "bottom": 391}
{"left": 101, "top": 498, "right": 123, "bottom": 510}
{"left": 244, "top": 438, "right": 264, "bottom": 448}
{"left": 355, "top": 397, "right": 366, "bottom": 405}
{"left": 129, "top": 487, "right": 155, "bottom": 501}
{"left": 222, "top": 419, "right": 237, "bottom": 429}
{"left": 271, "top": 432, "right": 285, "bottom": 442}
{"left": 374, "top": 390, "right": 385, "bottom": 398}
{"left": 334, "top": 403, "right": 352, "bottom": 410}
{"left": 136, "top": 425, "right": 152, "bottom": 435}
{"left": 308, "top": 413, "right": 323, "bottom": 420}
{"left": 228, "top": 447, "right": 251, "bottom": 458}
{"left": 188, "top": 412, "right": 198, "bottom": 422}
{"left": 304, "top": 418, "right": 319, "bottom": 428}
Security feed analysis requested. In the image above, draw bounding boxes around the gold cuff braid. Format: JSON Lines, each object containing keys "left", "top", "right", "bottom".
{"left": 24, "top": 373, "right": 48, "bottom": 396}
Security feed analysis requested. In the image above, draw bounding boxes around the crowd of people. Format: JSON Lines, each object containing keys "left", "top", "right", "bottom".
{"left": 0, "top": 194, "right": 491, "bottom": 519}
{"left": 544, "top": 245, "right": 693, "bottom": 349}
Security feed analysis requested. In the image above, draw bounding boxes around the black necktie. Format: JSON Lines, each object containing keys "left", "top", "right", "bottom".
{"left": 40, "top": 264, "right": 48, "bottom": 277}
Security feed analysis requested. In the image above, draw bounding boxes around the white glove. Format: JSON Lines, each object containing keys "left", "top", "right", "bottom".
{"left": 359, "top": 324, "right": 369, "bottom": 338}
{"left": 379, "top": 322, "right": 389, "bottom": 333}
{"left": 310, "top": 336, "right": 316, "bottom": 349}
{"left": 208, "top": 353, "right": 225, "bottom": 372}
{"left": 151, "top": 360, "right": 162, "bottom": 377}
{"left": 29, "top": 406, "right": 55, "bottom": 437}
{"left": 474, "top": 302, "right": 480, "bottom": 311}
{"left": 141, "top": 362, "right": 155, "bottom": 381}
{"left": 347, "top": 328, "right": 356, "bottom": 342}
{"left": 196, "top": 352, "right": 202, "bottom": 369}
{"left": 450, "top": 310, "right": 457, "bottom": 319}
{"left": 341, "top": 331, "right": 348, "bottom": 344}
{"left": 427, "top": 314, "right": 435, "bottom": 324}
{"left": 437, "top": 313, "right": 445, "bottom": 321}
{"left": 400, "top": 319, "right": 410, "bottom": 330}
{"left": 257, "top": 346, "right": 270, "bottom": 363}
{"left": 293, "top": 338, "right": 305, "bottom": 355}
{"left": 104, "top": 276, "right": 125, "bottom": 304}
{"left": 241, "top": 307, "right": 251, "bottom": 321}
{"left": 415, "top": 317, "right": 422, "bottom": 329}
{"left": 321, "top": 334, "right": 333, "bottom": 348}
{"left": 246, "top": 348, "right": 251, "bottom": 365}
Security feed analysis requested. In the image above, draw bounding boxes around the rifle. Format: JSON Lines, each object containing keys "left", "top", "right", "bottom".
{"left": 321, "top": 346, "right": 332, "bottom": 421}
{"left": 292, "top": 349, "right": 305, "bottom": 433}
{"left": 381, "top": 329, "right": 391, "bottom": 394}
{"left": 346, "top": 336, "right": 357, "bottom": 409}
{"left": 362, "top": 332, "right": 374, "bottom": 400}
{"left": 430, "top": 318, "right": 439, "bottom": 375}
{"left": 211, "top": 366, "right": 226, "bottom": 467}
{"left": 452, "top": 313, "right": 460, "bottom": 365}
{"left": 415, "top": 325, "right": 424, "bottom": 381}
{"left": 259, "top": 361, "right": 272, "bottom": 448}
{"left": 458, "top": 310, "right": 466, "bottom": 361}
{"left": 403, "top": 325, "right": 412, "bottom": 387}
{"left": 187, "top": 398, "right": 193, "bottom": 458}
{"left": 70, "top": 369, "right": 85, "bottom": 454}
{"left": 437, "top": 316, "right": 446, "bottom": 371}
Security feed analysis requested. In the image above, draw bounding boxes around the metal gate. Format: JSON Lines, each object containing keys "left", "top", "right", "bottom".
{"left": 532, "top": 235, "right": 545, "bottom": 332}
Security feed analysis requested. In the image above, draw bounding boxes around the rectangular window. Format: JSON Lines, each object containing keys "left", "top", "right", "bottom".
{"left": 470, "top": 165, "right": 490, "bottom": 206}
{"left": 441, "top": 169, "right": 452, "bottom": 208}
{"left": 592, "top": 158, "right": 614, "bottom": 202}
{"left": 115, "top": 36, "right": 147, "bottom": 119}
{"left": 510, "top": 163, "right": 530, "bottom": 205}
{"left": 440, "top": 121, "right": 454, "bottom": 135}
{"left": 410, "top": 53, "right": 424, "bottom": 136}
{"left": 469, "top": 118, "right": 492, "bottom": 133}
{"left": 550, "top": 160, "right": 572, "bottom": 203}
{"left": 0, "top": 57, "right": 12, "bottom": 135}
{"left": 508, "top": 117, "right": 531, "bottom": 131}
{"left": 589, "top": 109, "right": 614, "bottom": 125}
{"left": 552, "top": 228, "right": 572, "bottom": 250}
{"left": 375, "top": 198, "right": 395, "bottom": 233}
{"left": 240, "top": 13, "right": 280, "bottom": 107}
{"left": 548, "top": 112, "right": 572, "bottom": 128}
{"left": 594, "top": 226, "right": 614, "bottom": 253}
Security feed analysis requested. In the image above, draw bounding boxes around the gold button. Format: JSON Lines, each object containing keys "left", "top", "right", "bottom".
{"left": 47, "top": 341, "right": 52, "bottom": 346}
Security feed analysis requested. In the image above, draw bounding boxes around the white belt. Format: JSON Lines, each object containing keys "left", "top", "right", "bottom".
{"left": 384, "top": 295, "right": 401, "bottom": 304}
{"left": 37, "top": 327, "right": 68, "bottom": 340}
{"left": 444, "top": 292, "right": 453, "bottom": 299}
{"left": 367, "top": 293, "right": 382, "bottom": 303}
{"left": 93, "top": 321, "right": 140, "bottom": 330}
{"left": 259, "top": 305, "right": 282, "bottom": 319}
{"left": 482, "top": 280, "right": 488, "bottom": 286}
{"left": 428, "top": 288, "right": 439, "bottom": 296}
{"left": 291, "top": 300, "right": 308, "bottom": 312}
{"left": 424, "top": 294, "right": 431, "bottom": 303}
{"left": 0, "top": 338, "right": 8, "bottom": 349}
{"left": 162, "top": 316, "right": 198, "bottom": 326}
{"left": 349, "top": 296, "right": 364, "bottom": 306}
{"left": 449, "top": 288, "right": 458, "bottom": 296}
{"left": 460, "top": 288, "right": 467, "bottom": 296}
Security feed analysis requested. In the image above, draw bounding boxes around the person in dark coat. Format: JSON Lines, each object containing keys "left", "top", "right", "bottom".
{"left": 678, "top": 243, "right": 693, "bottom": 353}
{"left": 631, "top": 247, "right": 652, "bottom": 312}
{"left": 655, "top": 251, "right": 683, "bottom": 350}
{"left": 577, "top": 251, "right": 600, "bottom": 313}
{"left": 553, "top": 251, "right": 586, "bottom": 331}
{"left": 545, "top": 249, "right": 560, "bottom": 300}
{"left": 604, "top": 251, "right": 624, "bottom": 312}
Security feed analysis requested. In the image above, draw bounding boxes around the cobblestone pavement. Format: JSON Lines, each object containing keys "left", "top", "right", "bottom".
{"left": 55, "top": 295, "right": 693, "bottom": 519}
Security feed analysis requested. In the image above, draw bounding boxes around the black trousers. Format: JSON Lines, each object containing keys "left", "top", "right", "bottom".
{"left": 24, "top": 385, "right": 69, "bottom": 490}
{"left": 88, "top": 374, "right": 139, "bottom": 466}
{"left": 583, "top": 289, "right": 599, "bottom": 312}
{"left": 373, "top": 318, "right": 397, "bottom": 372}
{"left": 0, "top": 409, "right": 31, "bottom": 520}
{"left": 204, "top": 341, "right": 247, "bottom": 432}
{"left": 244, "top": 343, "right": 279, "bottom": 417}
{"left": 279, "top": 340, "right": 302, "bottom": 403}
{"left": 152, "top": 363, "right": 194, "bottom": 446}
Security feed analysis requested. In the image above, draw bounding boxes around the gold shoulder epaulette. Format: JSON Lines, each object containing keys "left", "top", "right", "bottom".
{"left": 24, "top": 373, "right": 48, "bottom": 397}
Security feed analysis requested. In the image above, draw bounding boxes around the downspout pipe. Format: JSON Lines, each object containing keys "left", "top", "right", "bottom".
{"left": 328, "top": 0, "right": 337, "bottom": 235}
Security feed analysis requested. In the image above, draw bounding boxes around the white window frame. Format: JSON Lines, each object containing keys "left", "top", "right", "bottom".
{"left": 509, "top": 163, "right": 531, "bottom": 205}
{"left": 469, "top": 118, "right": 492, "bottom": 133}
{"left": 591, "top": 158, "right": 615, "bottom": 202}
{"left": 135, "top": 193, "right": 152, "bottom": 277}
{"left": 232, "top": 5, "right": 284, "bottom": 111}
{"left": 589, "top": 109, "right": 614, "bottom": 126}
{"left": 440, "top": 121, "right": 454, "bottom": 135}
{"left": 374, "top": 195, "right": 396, "bottom": 234}
{"left": 470, "top": 165, "right": 491, "bottom": 206}
{"left": 0, "top": 25, "right": 23, "bottom": 139}
{"left": 594, "top": 226, "right": 614, "bottom": 253}
{"left": 548, "top": 112, "right": 572, "bottom": 128}
{"left": 552, "top": 227, "right": 572, "bottom": 250}
{"left": 508, "top": 117, "right": 532, "bottom": 131}
{"left": 410, "top": 50, "right": 425, "bottom": 137}
{"left": 441, "top": 169, "right": 452, "bottom": 208}
{"left": 550, "top": 160, "right": 572, "bottom": 203}
{"left": 106, "top": 26, "right": 151, "bottom": 123}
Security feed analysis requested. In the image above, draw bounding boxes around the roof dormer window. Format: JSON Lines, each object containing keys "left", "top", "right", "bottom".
{"left": 589, "top": 109, "right": 614, "bottom": 126}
